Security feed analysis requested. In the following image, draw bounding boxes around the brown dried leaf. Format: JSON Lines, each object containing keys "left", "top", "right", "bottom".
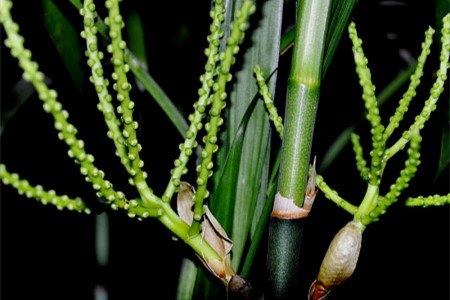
{"left": 203, "top": 206, "right": 233, "bottom": 258}
{"left": 176, "top": 182, "right": 236, "bottom": 283}
{"left": 176, "top": 182, "right": 195, "bottom": 225}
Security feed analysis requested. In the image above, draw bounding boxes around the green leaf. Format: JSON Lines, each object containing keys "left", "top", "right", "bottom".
{"left": 436, "top": 110, "right": 449, "bottom": 181}
{"left": 176, "top": 258, "right": 198, "bottom": 300}
{"left": 241, "top": 146, "right": 280, "bottom": 278}
{"left": 125, "top": 9, "right": 148, "bottom": 92}
{"left": 212, "top": 0, "right": 284, "bottom": 273}
{"left": 322, "top": 0, "right": 357, "bottom": 74}
{"left": 0, "top": 79, "right": 40, "bottom": 137}
{"left": 95, "top": 213, "right": 109, "bottom": 267}
{"left": 319, "top": 125, "right": 355, "bottom": 172}
{"left": 211, "top": 93, "right": 260, "bottom": 234}
{"left": 279, "top": 0, "right": 357, "bottom": 75}
{"left": 42, "top": 0, "right": 83, "bottom": 94}
{"left": 68, "top": 0, "right": 82, "bottom": 10}
{"left": 125, "top": 50, "right": 189, "bottom": 137}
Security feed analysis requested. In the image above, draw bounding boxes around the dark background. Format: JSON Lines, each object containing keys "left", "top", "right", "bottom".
{"left": 1, "top": 0, "right": 448, "bottom": 299}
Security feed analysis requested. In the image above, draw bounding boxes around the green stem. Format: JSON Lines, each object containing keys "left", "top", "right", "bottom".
{"left": 277, "top": 0, "right": 331, "bottom": 207}
{"left": 266, "top": 0, "right": 331, "bottom": 299}
{"left": 266, "top": 218, "right": 305, "bottom": 299}
{"left": 354, "top": 183, "right": 379, "bottom": 228}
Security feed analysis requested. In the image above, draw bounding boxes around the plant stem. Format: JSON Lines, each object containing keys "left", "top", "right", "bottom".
{"left": 266, "top": 218, "right": 305, "bottom": 299}
{"left": 354, "top": 183, "right": 379, "bottom": 228}
{"left": 266, "top": 0, "right": 331, "bottom": 298}
{"left": 277, "top": 0, "right": 330, "bottom": 207}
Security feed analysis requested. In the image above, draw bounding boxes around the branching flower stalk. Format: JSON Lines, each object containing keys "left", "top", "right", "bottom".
{"left": 80, "top": 0, "right": 132, "bottom": 175}
{"left": 189, "top": 0, "right": 256, "bottom": 236}
{"left": 0, "top": 0, "right": 144, "bottom": 216}
{"left": 0, "top": 0, "right": 257, "bottom": 293}
{"left": 2, "top": 0, "right": 448, "bottom": 297}
{"left": 104, "top": 0, "right": 158, "bottom": 208}
{"left": 406, "top": 194, "right": 450, "bottom": 207}
{"left": 0, "top": 164, "right": 89, "bottom": 213}
{"left": 310, "top": 14, "right": 450, "bottom": 300}
{"left": 255, "top": 13, "right": 450, "bottom": 300}
{"left": 254, "top": 64, "right": 283, "bottom": 139}
{"left": 162, "top": 0, "right": 225, "bottom": 204}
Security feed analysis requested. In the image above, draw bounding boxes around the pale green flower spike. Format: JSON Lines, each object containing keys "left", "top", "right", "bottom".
{"left": 190, "top": 0, "right": 256, "bottom": 234}
{"left": 406, "top": 194, "right": 450, "bottom": 207}
{"left": 162, "top": 0, "right": 226, "bottom": 203}
{"left": 350, "top": 133, "right": 370, "bottom": 181}
{"left": 349, "top": 22, "right": 385, "bottom": 186}
{"left": 261, "top": 16, "right": 449, "bottom": 225}
{"left": 0, "top": 2, "right": 235, "bottom": 279}
{"left": 384, "top": 27, "right": 435, "bottom": 140}
{"left": 387, "top": 14, "right": 450, "bottom": 161}
{"left": 254, "top": 64, "right": 284, "bottom": 139}
{"left": 0, "top": 164, "right": 90, "bottom": 213}
{"left": 315, "top": 16, "right": 450, "bottom": 226}
{"left": 104, "top": 0, "right": 159, "bottom": 208}
{"left": 0, "top": 0, "right": 260, "bottom": 288}
{"left": 80, "top": 0, "right": 131, "bottom": 174}
{"left": 364, "top": 130, "right": 422, "bottom": 223}
{"left": 0, "top": 0, "right": 156, "bottom": 219}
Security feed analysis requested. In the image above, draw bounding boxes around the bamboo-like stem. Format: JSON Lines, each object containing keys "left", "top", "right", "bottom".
{"left": 277, "top": 0, "right": 330, "bottom": 207}
{"left": 266, "top": 0, "right": 331, "bottom": 298}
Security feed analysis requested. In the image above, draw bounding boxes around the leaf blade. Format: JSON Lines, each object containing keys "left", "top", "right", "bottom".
{"left": 42, "top": 0, "right": 83, "bottom": 93}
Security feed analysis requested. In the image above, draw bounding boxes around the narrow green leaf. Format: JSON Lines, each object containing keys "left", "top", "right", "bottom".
{"left": 279, "top": 25, "right": 295, "bottom": 55}
{"left": 211, "top": 94, "right": 260, "bottom": 233}
{"left": 279, "top": 0, "right": 358, "bottom": 75}
{"left": 0, "top": 79, "right": 41, "bottom": 137}
{"left": 433, "top": 0, "right": 448, "bottom": 182}
{"left": 176, "top": 258, "right": 198, "bottom": 300}
{"left": 42, "top": 0, "right": 83, "bottom": 93}
{"left": 377, "top": 63, "right": 417, "bottom": 106}
{"left": 68, "top": 0, "right": 82, "bottom": 10}
{"left": 194, "top": 0, "right": 284, "bottom": 295}
{"left": 125, "top": 10, "right": 148, "bottom": 92}
{"left": 436, "top": 110, "right": 449, "bottom": 181}
{"left": 319, "top": 125, "right": 355, "bottom": 172}
{"left": 241, "top": 147, "right": 280, "bottom": 278}
{"left": 212, "top": 0, "right": 284, "bottom": 273}
{"left": 124, "top": 50, "right": 189, "bottom": 137}
{"left": 95, "top": 213, "right": 109, "bottom": 267}
{"left": 322, "top": 0, "right": 357, "bottom": 74}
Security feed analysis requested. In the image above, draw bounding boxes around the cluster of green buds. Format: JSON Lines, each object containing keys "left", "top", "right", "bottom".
{"left": 0, "top": 0, "right": 256, "bottom": 295}
{"left": 307, "top": 14, "right": 450, "bottom": 299}
{"left": 254, "top": 13, "right": 450, "bottom": 300}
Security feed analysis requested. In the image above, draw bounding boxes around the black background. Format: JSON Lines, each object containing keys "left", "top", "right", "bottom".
{"left": 1, "top": 1, "right": 449, "bottom": 299}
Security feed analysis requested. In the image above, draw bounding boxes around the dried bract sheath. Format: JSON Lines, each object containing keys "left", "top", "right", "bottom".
{"left": 309, "top": 221, "right": 363, "bottom": 300}
{"left": 177, "top": 182, "right": 252, "bottom": 298}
